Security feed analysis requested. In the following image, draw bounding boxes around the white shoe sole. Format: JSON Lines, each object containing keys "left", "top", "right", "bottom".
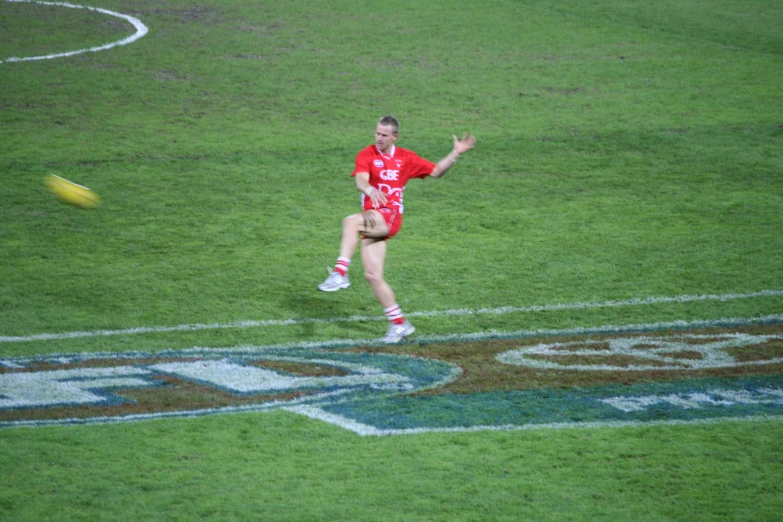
{"left": 317, "top": 283, "right": 350, "bottom": 292}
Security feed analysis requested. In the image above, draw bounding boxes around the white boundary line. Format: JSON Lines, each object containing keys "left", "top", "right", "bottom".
{"left": 285, "top": 405, "right": 783, "bottom": 437}
{"left": 2, "top": 289, "right": 782, "bottom": 343}
{"left": 4, "top": 312, "right": 783, "bottom": 366}
{"left": 1, "top": 0, "right": 148, "bottom": 64}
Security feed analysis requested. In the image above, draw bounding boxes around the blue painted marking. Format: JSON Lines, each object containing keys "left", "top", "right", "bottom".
{"left": 320, "top": 375, "right": 783, "bottom": 431}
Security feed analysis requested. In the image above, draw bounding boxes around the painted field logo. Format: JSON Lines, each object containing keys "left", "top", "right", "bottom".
{"left": 0, "top": 348, "right": 459, "bottom": 429}
{"left": 496, "top": 333, "right": 783, "bottom": 371}
{"left": 3, "top": 322, "right": 783, "bottom": 435}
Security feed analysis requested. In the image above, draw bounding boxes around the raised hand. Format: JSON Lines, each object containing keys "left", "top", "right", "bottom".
{"left": 452, "top": 132, "right": 476, "bottom": 155}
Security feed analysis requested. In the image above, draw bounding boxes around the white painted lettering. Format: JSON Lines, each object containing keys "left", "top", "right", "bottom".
{"left": 149, "top": 360, "right": 411, "bottom": 393}
{"left": 601, "top": 388, "right": 783, "bottom": 412}
{"left": 0, "top": 367, "right": 154, "bottom": 408}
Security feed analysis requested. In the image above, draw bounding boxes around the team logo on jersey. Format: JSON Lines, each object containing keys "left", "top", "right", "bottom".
{"left": 377, "top": 184, "right": 403, "bottom": 198}
{"left": 373, "top": 159, "right": 385, "bottom": 168}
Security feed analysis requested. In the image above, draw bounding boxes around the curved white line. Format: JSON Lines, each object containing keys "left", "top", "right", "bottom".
{"left": 1, "top": 0, "right": 148, "bottom": 64}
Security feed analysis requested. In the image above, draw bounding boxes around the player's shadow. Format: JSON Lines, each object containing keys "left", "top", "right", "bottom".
{"left": 278, "top": 288, "right": 381, "bottom": 340}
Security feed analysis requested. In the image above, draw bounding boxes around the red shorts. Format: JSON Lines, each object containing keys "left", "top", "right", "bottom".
{"left": 375, "top": 207, "right": 402, "bottom": 239}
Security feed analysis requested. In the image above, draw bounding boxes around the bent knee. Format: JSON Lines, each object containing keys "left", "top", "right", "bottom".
{"left": 343, "top": 214, "right": 363, "bottom": 229}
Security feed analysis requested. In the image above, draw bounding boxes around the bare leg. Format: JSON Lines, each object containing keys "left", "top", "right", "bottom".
{"left": 338, "top": 210, "right": 388, "bottom": 259}
{"left": 361, "top": 237, "right": 397, "bottom": 309}
{"left": 320, "top": 210, "right": 391, "bottom": 292}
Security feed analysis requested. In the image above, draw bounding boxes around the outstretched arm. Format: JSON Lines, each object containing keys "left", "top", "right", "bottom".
{"left": 430, "top": 132, "right": 476, "bottom": 178}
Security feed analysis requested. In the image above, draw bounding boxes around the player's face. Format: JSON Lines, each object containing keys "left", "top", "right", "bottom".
{"left": 375, "top": 124, "right": 398, "bottom": 154}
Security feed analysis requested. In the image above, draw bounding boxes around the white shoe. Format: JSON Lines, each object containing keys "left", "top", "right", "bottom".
{"left": 383, "top": 321, "right": 415, "bottom": 343}
{"left": 317, "top": 267, "right": 350, "bottom": 292}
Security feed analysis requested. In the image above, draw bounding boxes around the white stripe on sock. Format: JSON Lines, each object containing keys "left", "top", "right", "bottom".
{"left": 384, "top": 304, "right": 403, "bottom": 322}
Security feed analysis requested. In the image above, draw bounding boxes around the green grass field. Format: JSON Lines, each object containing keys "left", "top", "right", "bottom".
{"left": 1, "top": 0, "right": 782, "bottom": 520}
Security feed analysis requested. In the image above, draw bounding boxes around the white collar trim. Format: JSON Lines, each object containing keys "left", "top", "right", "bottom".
{"left": 376, "top": 145, "right": 395, "bottom": 158}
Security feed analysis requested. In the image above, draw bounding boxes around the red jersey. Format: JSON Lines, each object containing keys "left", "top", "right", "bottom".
{"left": 352, "top": 145, "right": 435, "bottom": 213}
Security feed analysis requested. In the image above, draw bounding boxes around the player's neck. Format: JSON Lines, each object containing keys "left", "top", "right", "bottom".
{"left": 376, "top": 145, "right": 395, "bottom": 158}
